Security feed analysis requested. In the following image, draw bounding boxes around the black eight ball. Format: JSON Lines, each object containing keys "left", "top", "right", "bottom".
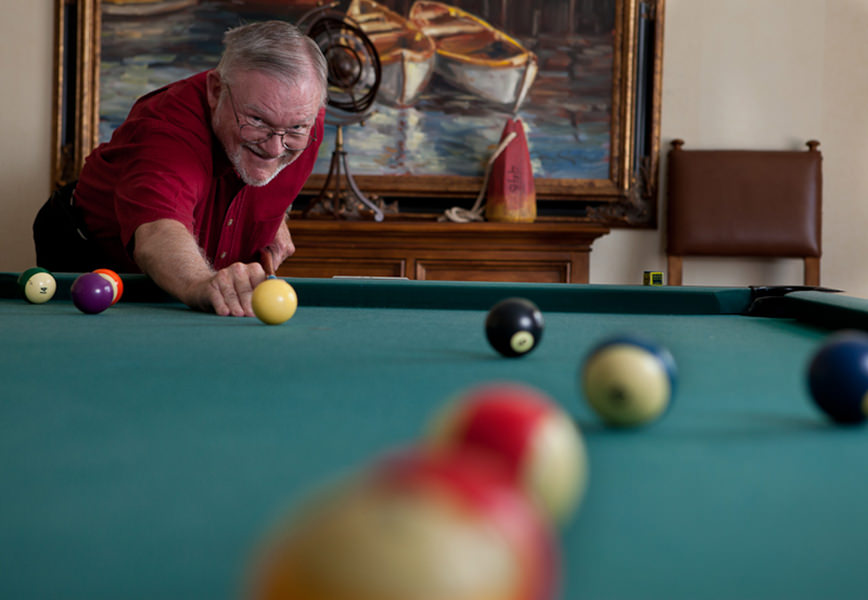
{"left": 485, "top": 297, "right": 545, "bottom": 357}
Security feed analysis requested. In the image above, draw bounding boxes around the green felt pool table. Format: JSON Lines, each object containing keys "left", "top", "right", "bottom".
{"left": 2, "top": 272, "right": 868, "bottom": 599}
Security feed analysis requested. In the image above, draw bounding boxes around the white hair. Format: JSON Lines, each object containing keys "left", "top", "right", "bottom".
{"left": 216, "top": 20, "right": 327, "bottom": 106}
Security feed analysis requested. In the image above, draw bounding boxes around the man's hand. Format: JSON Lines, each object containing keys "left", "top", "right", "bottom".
{"left": 133, "top": 219, "right": 268, "bottom": 316}
{"left": 259, "top": 219, "right": 295, "bottom": 275}
{"left": 187, "top": 261, "right": 267, "bottom": 317}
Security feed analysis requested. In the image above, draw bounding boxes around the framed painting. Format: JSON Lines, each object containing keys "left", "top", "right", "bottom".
{"left": 52, "top": 0, "right": 665, "bottom": 226}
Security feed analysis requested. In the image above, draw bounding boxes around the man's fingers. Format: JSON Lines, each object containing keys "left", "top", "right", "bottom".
{"left": 214, "top": 275, "right": 244, "bottom": 317}
{"left": 210, "top": 292, "right": 231, "bottom": 317}
{"left": 207, "top": 263, "right": 266, "bottom": 317}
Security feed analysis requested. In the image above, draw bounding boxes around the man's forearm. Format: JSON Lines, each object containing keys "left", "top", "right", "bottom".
{"left": 133, "top": 218, "right": 215, "bottom": 310}
{"left": 133, "top": 218, "right": 267, "bottom": 316}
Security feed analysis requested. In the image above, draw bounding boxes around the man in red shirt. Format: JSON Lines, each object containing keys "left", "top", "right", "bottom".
{"left": 33, "top": 20, "right": 327, "bottom": 317}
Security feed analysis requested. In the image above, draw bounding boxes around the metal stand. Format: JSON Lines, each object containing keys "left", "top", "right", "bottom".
{"left": 304, "top": 126, "right": 386, "bottom": 222}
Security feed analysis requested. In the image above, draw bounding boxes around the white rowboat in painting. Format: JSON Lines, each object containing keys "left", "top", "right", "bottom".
{"left": 102, "top": 0, "right": 199, "bottom": 17}
{"left": 409, "top": 0, "right": 538, "bottom": 111}
{"left": 347, "top": 0, "right": 436, "bottom": 108}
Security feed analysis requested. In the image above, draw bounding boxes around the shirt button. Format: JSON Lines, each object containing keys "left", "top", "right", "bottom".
{"left": 220, "top": 252, "right": 227, "bottom": 259}
{"left": 227, "top": 218, "right": 234, "bottom": 227}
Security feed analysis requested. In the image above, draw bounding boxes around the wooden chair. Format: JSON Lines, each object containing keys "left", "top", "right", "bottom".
{"left": 666, "top": 139, "right": 822, "bottom": 286}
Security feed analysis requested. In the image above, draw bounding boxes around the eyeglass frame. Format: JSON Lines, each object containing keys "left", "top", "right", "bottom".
{"left": 224, "top": 83, "right": 317, "bottom": 153}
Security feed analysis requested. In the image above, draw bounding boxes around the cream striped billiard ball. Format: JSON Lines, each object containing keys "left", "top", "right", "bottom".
{"left": 581, "top": 335, "right": 677, "bottom": 427}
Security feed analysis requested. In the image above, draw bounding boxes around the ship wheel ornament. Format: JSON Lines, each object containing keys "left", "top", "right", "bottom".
{"left": 301, "top": 8, "right": 394, "bottom": 221}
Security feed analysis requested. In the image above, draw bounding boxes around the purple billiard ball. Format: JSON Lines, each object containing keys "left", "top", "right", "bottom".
{"left": 71, "top": 273, "right": 115, "bottom": 314}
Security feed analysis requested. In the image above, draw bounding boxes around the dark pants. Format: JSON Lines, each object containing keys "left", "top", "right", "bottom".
{"left": 33, "top": 182, "right": 107, "bottom": 272}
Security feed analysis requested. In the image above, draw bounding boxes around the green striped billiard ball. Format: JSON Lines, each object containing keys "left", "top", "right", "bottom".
{"left": 18, "top": 268, "right": 56, "bottom": 304}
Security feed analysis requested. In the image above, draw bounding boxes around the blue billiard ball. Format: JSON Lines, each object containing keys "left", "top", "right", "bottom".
{"left": 580, "top": 335, "right": 677, "bottom": 427}
{"left": 807, "top": 331, "right": 868, "bottom": 424}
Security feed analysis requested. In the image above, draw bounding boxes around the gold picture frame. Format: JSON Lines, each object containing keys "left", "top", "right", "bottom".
{"left": 52, "top": 0, "right": 665, "bottom": 227}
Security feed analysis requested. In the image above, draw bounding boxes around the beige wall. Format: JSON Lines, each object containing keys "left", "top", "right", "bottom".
{"left": 593, "top": 0, "right": 868, "bottom": 297}
{"left": 1, "top": 1, "right": 54, "bottom": 270}
{"left": 2, "top": 0, "right": 867, "bottom": 296}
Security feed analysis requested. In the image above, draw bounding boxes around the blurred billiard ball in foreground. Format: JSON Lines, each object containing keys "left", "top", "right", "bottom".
{"left": 427, "top": 381, "right": 588, "bottom": 525}
{"left": 581, "top": 335, "right": 677, "bottom": 427}
{"left": 807, "top": 330, "right": 868, "bottom": 424}
{"left": 485, "top": 298, "right": 544, "bottom": 357}
{"left": 246, "top": 449, "right": 558, "bottom": 600}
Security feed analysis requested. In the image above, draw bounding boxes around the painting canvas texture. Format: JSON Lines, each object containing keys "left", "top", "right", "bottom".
{"left": 99, "top": 0, "right": 615, "bottom": 182}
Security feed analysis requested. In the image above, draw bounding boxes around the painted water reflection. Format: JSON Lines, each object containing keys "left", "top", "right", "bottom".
{"left": 100, "top": 0, "right": 612, "bottom": 180}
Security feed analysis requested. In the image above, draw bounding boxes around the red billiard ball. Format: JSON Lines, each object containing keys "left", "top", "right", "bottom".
{"left": 247, "top": 449, "right": 558, "bottom": 600}
{"left": 427, "top": 382, "right": 588, "bottom": 524}
{"left": 485, "top": 298, "right": 544, "bottom": 357}
{"left": 807, "top": 330, "right": 868, "bottom": 424}
{"left": 93, "top": 268, "right": 123, "bottom": 304}
{"left": 70, "top": 273, "right": 115, "bottom": 314}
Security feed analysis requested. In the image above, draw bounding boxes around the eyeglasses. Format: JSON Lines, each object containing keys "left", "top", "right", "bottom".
{"left": 225, "top": 84, "right": 317, "bottom": 153}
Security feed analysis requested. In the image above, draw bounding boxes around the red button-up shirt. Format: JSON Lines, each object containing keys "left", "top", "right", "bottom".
{"left": 74, "top": 71, "right": 324, "bottom": 272}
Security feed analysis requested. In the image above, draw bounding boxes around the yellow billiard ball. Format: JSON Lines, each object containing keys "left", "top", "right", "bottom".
{"left": 23, "top": 271, "right": 57, "bottom": 304}
{"left": 252, "top": 278, "right": 298, "bottom": 325}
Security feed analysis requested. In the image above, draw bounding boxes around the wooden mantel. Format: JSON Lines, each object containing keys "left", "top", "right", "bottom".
{"left": 277, "top": 219, "right": 610, "bottom": 284}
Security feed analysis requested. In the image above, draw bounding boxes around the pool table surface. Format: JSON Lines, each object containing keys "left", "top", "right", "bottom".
{"left": 2, "top": 272, "right": 868, "bottom": 599}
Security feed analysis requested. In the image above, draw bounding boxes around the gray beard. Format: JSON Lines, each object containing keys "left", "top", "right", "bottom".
{"left": 227, "top": 145, "right": 289, "bottom": 187}
{"left": 213, "top": 106, "right": 290, "bottom": 187}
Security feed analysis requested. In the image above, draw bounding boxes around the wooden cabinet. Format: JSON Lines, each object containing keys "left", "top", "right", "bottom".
{"left": 277, "top": 219, "right": 610, "bottom": 284}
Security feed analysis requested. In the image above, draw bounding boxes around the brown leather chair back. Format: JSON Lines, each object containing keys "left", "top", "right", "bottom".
{"left": 666, "top": 139, "right": 822, "bottom": 285}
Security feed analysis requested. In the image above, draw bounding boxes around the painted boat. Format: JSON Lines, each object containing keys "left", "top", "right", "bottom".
{"left": 216, "top": 0, "right": 321, "bottom": 9}
{"left": 102, "top": 0, "right": 198, "bottom": 17}
{"left": 347, "top": 0, "right": 436, "bottom": 107}
{"left": 409, "top": 0, "right": 538, "bottom": 111}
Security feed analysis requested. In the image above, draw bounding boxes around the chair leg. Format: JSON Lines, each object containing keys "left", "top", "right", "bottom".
{"left": 804, "top": 257, "right": 820, "bottom": 287}
{"left": 667, "top": 255, "right": 683, "bottom": 286}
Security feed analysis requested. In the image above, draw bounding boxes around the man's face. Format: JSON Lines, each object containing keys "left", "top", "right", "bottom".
{"left": 208, "top": 69, "right": 322, "bottom": 187}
